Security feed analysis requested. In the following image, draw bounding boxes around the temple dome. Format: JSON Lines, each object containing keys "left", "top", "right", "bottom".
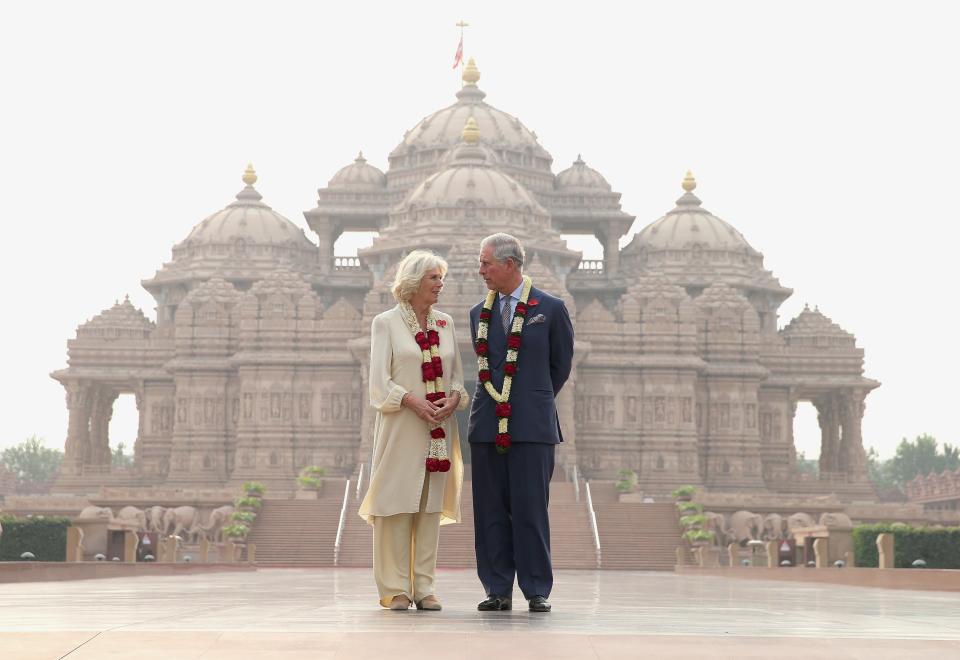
{"left": 404, "top": 127, "right": 546, "bottom": 214}
{"left": 388, "top": 59, "right": 552, "bottom": 177}
{"left": 327, "top": 152, "right": 386, "bottom": 190}
{"left": 628, "top": 171, "right": 753, "bottom": 252}
{"left": 177, "top": 165, "right": 316, "bottom": 252}
{"left": 555, "top": 155, "right": 611, "bottom": 192}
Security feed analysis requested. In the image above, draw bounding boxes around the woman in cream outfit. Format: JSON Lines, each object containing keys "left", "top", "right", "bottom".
{"left": 359, "top": 250, "right": 468, "bottom": 611}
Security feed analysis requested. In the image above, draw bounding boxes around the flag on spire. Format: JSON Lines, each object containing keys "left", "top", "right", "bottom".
{"left": 452, "top": 35, "right": 464, "bottom": 69}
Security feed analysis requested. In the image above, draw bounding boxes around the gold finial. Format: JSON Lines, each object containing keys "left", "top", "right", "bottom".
{"left": 682, "top": 170, "right": 696, "bottom": 192}
{"left": 462, "top": 117, "right": 480, "bottom": 145}
{"left": 462, "top": 57, "right": 480, "bottom": 85}
{"left": 242, "top": 163, "right": 258, "bottom": 186}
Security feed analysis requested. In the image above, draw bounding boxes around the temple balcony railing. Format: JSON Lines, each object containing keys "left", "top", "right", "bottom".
{"left": 334, "top": 256, "right": 362, "bottom": 271}
{"left": 576, "top": 259, "right": 605, "bottom": 275}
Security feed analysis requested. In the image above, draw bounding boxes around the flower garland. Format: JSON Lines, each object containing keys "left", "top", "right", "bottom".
{"left": 399, "top": 302, "right": 451, "bottom": 472}
{"left": 475, "top": 275, "right": 535, "bottom": 454}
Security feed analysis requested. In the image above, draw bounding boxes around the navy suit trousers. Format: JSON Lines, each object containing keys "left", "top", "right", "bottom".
{"left": 470, "top": 442, "right": 555, "bottom": 600}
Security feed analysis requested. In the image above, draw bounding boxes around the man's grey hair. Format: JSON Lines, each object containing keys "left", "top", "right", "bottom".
{"left": 480, "top": 233, "right": 525, "bottom": 270}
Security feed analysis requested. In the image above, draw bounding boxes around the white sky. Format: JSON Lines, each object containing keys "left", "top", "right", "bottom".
{"left": 1, "top": 1, "right": 957, "bottom": 461}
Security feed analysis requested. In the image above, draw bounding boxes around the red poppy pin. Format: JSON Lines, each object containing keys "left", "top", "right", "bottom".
{"left": 528, "top": 298, "right": 539, "bottom": 307}
{"left": 436, "top": 319, "right": 447, "bottom": 327}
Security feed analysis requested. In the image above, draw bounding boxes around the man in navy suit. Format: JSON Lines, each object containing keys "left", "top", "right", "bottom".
{"left": 468, "top": 233, "right": 574, "bottom": 613}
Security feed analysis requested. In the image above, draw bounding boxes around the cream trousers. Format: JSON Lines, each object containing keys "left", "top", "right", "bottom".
{"left": 372, "top": 473, "right": 440, "bottom": 607}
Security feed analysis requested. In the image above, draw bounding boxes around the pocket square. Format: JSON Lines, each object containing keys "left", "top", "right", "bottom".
{"left": 526, "top": 313, "right": 546, "bottom": 326}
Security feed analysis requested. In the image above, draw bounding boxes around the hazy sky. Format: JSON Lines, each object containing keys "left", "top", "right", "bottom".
{"left": 1, "top": 1, "right": 957, "bottom": 461}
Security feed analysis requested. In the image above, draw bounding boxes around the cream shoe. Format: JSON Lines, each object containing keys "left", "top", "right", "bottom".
{"left": 416, "top": 595, "right": 442, "bottom": 611}
{"left": 389, "top": 594, "right": 411, "bottom": 610}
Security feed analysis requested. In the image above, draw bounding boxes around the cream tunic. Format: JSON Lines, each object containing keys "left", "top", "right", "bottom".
{"left": 359, "top": 306, "right": 468, "bottom": 526}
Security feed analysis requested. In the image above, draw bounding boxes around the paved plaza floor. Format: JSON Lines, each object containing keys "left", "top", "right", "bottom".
{"left": 2, "top": 568, "right": 959, "bottom": 659}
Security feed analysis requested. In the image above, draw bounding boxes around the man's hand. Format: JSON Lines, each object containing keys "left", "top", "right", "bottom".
{"left": 402, "top": 394, "right": 440, "bottom": 423}
{"left": 431, "top": 391, "right": 461, "bottom": 423}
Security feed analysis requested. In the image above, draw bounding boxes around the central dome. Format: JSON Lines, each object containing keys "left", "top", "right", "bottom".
{"left": 387, "top": 59, "right": 554, "bottom": 192}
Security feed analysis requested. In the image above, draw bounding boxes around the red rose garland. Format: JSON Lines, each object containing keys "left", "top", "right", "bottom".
{"left": 401, "top": 303, "right": 451, "bottom": 473}
{"left": 475, "top": 275, "right": 535, "bottom": 454}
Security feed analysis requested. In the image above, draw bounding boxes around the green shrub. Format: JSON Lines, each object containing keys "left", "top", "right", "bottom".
{"left": 230, "top": 511, "right": 256, "bottom": 525}
{"left": 614, "top": 469, "right": 637, "bottom": 493}
{"left": 676, "top": 501, "right": 703, "bottom": 514}
{"left": 0, "top": 516, "right": 72, "bottom": 561}
{"left": 671, "top": 485, "right": 696, "bottom": 500}
{"left": 222, "top": 524, "right": 250, "bottom": 539}
{"left": 301, "top": 466, "right": 326, "bottom": 478}
{"left": 853, "top": 524, "right": 960, "bottom": 569}
{"left": 241, "top": 481, "right": 266, "bottom": 497}
{"left": 234, "top": 496, "right": 262, "bottom": 510}
{"left": 297, "top": 476, "right": 323, "bottom": 490}
{"left": 682, "top": 529, "right": 714, "bottom": 544}
{"left": 679, "top": 513, "right": 707, "bottom": 529}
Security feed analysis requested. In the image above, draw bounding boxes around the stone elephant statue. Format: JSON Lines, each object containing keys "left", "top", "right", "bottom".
{"left": 819, "top": 512, "right": 853, "bottom": 529}
{"left": 146, "top": 506, "right": 166, "bottom": 533}
{"left": 163, "top": 506, "right": 201, "bottom": 543}
{"left": 78, "top": 506, "right": 114, "bottom": 520}
{"left": 116, "top": 506, "right": 147, "bottom": 531}
{"left": 762, "top": 513, "right": 786, "bottom": 541}
{"left": 728, "top": 510, "right": 763, "bottom": 545}
{"left": 703, "top": 512, "right": 729, "bottom": 545}
{"left": 786, "top": 512, "right": 816, "bottom": 532}
{"left": 201, "top": 505, "right": 235, "bottom": 543}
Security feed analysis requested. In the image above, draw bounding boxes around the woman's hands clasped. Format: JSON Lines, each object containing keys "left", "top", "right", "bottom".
{"left": 401, "top": 391, "right": 461, "bottom": 424}
{"left": 431, "top": 391, "right": 461, "bottom": 423}
{"left": 402, "top": 394, "right": 439, "bottom": 423}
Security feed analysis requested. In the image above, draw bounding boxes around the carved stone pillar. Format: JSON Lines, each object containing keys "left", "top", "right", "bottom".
{"left": 308, "top": 215, "right": 337, "bottom": 275}
{"left": 599, "top": 231, "right": 620, "bottom": 277}
{"left": 840, "top": 389, "right": 869, "bottom": 482}
{"left": 815, "top": 393, "right": 841, "bottom": 477}
{"left": 86, "top": 388, "right": 117, "bottom": 472}
{"left": 62, "top": 381, "right": 92, "bottom": 476}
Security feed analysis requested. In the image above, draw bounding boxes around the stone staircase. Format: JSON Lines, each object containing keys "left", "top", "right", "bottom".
{"left": 246, "top": 480, "right": 347, "bottom": 566}
{"left": 248, "top": 477, "right": 685, "bottom": 571}
{"left": 593, "top": 494, "right": 685, "bottom": 570}
{"left": 336, "top": 481, "right": 598, "bottom": 569}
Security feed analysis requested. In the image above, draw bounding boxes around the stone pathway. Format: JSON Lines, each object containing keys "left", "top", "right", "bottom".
{"left": 2, "top": 568, "right": 958, "bottom": 658}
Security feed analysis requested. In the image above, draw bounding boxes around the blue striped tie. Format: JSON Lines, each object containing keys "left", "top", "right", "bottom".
{"left": 501, "top": 295, "right": 512, "bottom": 336}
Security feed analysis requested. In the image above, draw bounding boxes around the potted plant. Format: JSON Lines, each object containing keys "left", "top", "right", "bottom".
{"left": 234, "top": 496, "right": 262, "bottom": 513}
{"left": 614, "top": 469, "right": 637, "bottom": 494}
{"left": 682, "top": 529, "right": 715, "bottom": 547}
{"left": 679, "top": 513, "right": 707, "bottom": 530}
{"left": 295, "top": 466, "right": 327, "bottom": 499}
{"left": 671, "top": 485, "right": 697, "bottom": 502}
{"left": 222, "top": 523, "right": 249, "bottom": 542}
{"left": 676, "top": 501, "right": 703, "bottom": 514}
{"left": 242, "top": 481, "right": 266, "bottom": 498}
{"left": 230, "top": 511, "right": 256, "bottom": 526}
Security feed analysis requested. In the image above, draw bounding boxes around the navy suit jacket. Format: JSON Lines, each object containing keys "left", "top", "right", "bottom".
{"left": 467, "top": 286, "right": 574, "bottom": 445}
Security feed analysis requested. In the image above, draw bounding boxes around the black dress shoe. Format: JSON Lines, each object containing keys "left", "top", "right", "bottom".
{"left": 477, "top": 595, "right": 512, "bottom": 611}
{"left": 528, "top": 596, "right": 551, "bottom": 612}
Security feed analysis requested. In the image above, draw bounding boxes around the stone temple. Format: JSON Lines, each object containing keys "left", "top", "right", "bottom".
{"left": 51, "top": 59, "right": 879, "bottom": 500}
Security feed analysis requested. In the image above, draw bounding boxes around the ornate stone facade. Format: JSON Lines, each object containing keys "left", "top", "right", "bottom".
{"left": 51, "top": 60, "right": 878, "bottom": 499}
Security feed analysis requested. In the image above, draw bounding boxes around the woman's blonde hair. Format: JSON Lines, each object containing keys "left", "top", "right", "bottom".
{"left": 391, "top": 250, "right": 448, "bottom": 302}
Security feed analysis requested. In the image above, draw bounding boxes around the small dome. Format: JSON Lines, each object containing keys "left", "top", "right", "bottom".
{"left": 555, "top": 155, "right": 611, "bottom": 191}
{"left": 630, "top": 172, "right": 753, "bottom": 252}
{"left": 328, "top": 152, "right": 386, "bottom": 190}
{"left": 174, "top": 165, "right": 316, "bottom": 259}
